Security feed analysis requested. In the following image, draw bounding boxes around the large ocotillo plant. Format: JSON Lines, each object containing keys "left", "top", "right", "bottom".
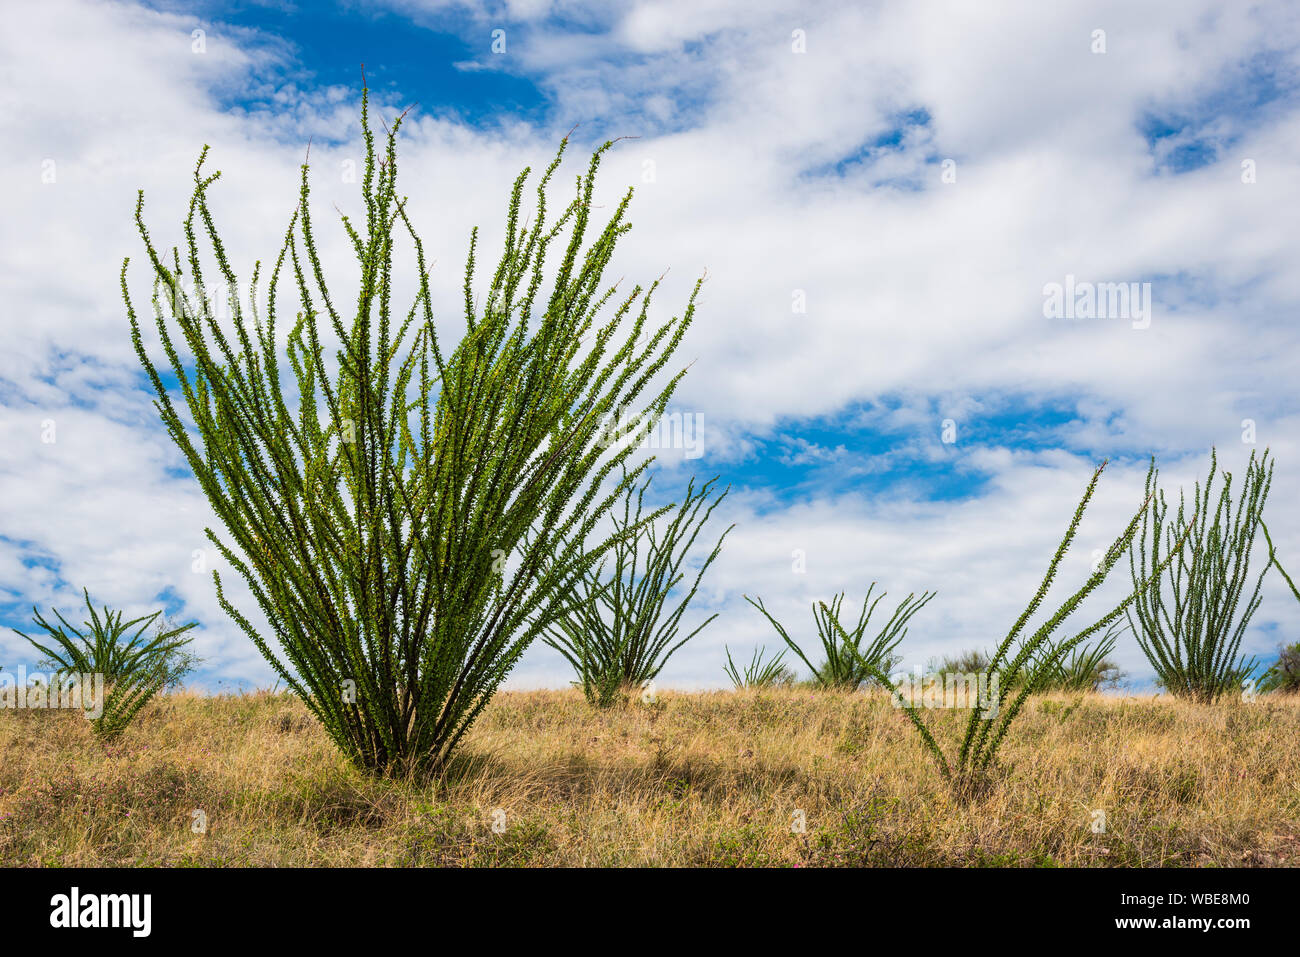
{"left": 746, "top": 586, "right": 934, "bottom": 691}
{"left": 1128, "top": 449, "right": 1272, "bottom": 703}
{"left": 862, "top": 461, "right": 1184, "bottom": 795}
{"left": 122, "top": 88, "right": 701, "bottom": 775}
{"left": 542, "top": 472, "right": 732, "bottom": 707}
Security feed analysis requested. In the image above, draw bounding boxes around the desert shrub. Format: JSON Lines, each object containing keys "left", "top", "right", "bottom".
{"left": 12, "top": 589, "right": 198, "bottom": 738}
{"left": 722, "top": 645, "right": 792, "bottom": 689}
{"left": 123, "top": 87, "right": 701, "bottom": 775}
{"left": 746, "top": 586, "right": 934, "bottom": 691}
{"left": 928, "top": 627, "right": 1124, "bottom": 694}
{"left": 864, "top": 460, "right": 1182, "bottom": 796}
{"left": 542, "top": 473, "right": 731, "bottom": 707}
{"left": 1028, "top": 622, "right": 1126, "bottom": 692}
{"left": 934, "top": 648, "right": 992, "bottom": 675}
{"left": 1129, "top": 449, "right": 1272, "bottom": 702}
{"left": 1257, "top": 643, "right": 1300, "bottom": 694}
{"left": 1258, "top": 527, "right": 1300, "bottom": 691}
{"left": 1259, "top": 524, "right": 1300, "bottom": 694}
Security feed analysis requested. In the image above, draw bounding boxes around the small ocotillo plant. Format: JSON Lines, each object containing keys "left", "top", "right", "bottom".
{"left": 1027, "top": 622, "right": 1126, "bottom": 692}
{"left": 722, "top": 645, "right": 791, "bottom": 689}
{"left": 13, "top": 590, "right": 198, "bottom": 738}
{"left": 542, "top": 473, "right": 732, "bottom": 707}
{"left": 862, "top": 461, "right": 1183, "bottom": 796}
{"left": 124, "top": 86, "right": 701, "bottom": 775}
{"left": 1129, "top": 449, "right": 1272, "bottom": 702}
{"left": 746, "top": 586, "right": 934, "bottom": 691}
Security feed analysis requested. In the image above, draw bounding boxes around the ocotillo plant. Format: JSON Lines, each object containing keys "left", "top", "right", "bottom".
{"left": 862, "top": 461, "right": 1183, "bottom": 796}
{"left": 13, "top": 590, "right": 197, "bottom": 738}
{"left": 1262, "top": 523, "right": 1299, "bottom": 600}
{"left": 123, "top": 86, "right": 701, "bottom": 775}
{"left": 1128, "top": 449, "right": 1272, "bottom": 702}
{"left": 1026, "top": 621, "right": 1127, "bottom": 692}
{"left": 542, "top": 473, "right": 732, "bottom": 707}
{"left": 746, "top": 586, "right": 934, "bottom": 691}
{"left": 722, "top": 645, "right": 791, "bottom": 689}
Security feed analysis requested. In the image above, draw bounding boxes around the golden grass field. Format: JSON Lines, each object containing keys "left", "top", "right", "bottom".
{"left": 2, "top": 687, "right": 1298, "bottom": 867}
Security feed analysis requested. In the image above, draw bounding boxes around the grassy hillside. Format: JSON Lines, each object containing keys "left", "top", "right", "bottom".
{"left": 2, "top": 688, "right": 1298, "bottom": 867}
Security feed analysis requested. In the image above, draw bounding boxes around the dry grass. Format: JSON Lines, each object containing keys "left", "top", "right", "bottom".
{"left": 2, "top": 687, "right": 1298, "bottom": 867}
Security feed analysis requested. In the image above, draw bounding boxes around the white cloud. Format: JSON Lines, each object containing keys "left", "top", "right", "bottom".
{"left": 2, "top": 0, "right": 1298, "bottom": 691}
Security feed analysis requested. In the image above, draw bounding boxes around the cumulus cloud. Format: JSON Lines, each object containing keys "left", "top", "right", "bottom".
{"left": 2, "top": 0, "right": 1297, "bottom": 691}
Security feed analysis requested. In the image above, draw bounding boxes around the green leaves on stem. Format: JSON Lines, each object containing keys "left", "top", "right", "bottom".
{"left": 124, "top": 87, "right": 700, "bottom": 775}
{"left": 1130, "top": 449, "right": 1272, "bottom": 702}
{"left": 13, "top": 590, "right": 197, "bottom": 739}
{"left": 866, "top": 460, "right": 1186, "bottom": 796}
{"left": 543, "top": 472, "right": 732, "bottom": 707}
{"left": 746, "top": 586, "right": 934, "bottom": 691}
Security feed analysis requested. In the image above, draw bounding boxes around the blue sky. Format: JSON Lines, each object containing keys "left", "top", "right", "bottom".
{"left": 192, "top": 2, "right": 549, "bottom": 126}
{"left": 2, "top": 0, "right": 1300, "bottom": 693}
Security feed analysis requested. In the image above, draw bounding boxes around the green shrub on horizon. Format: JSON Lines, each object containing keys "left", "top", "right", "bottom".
{"left": 1024, "top": 622, "right": 1127, "bottom": 693}
{"left": 722, "top": 645, "right": 793, "bottom": 689}
{"left": 746, "top": 585, "right": 935, "bottom": 692}
{"left": 925, "top": 625, "right": 1124, "bottom": 695}
{"left": 12, "top": 589, "right": 198, "bottom": 738}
